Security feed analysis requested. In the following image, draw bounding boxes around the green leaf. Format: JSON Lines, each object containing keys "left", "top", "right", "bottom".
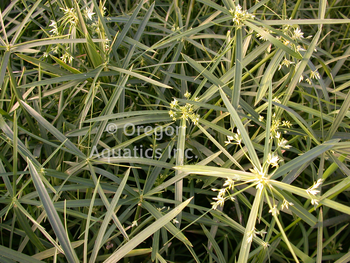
{"left": 244, "top": 21, "right": 302, "bottom": 59}
{"left": 175, "top": 118, "right": 186, "bottom": 227}
{"left": 0, "top": 244, "right": 44, "bottom": 263}
{"left": 0, "top": 115, "right": 39, "bottom": 165}
{"left": 147, "top": 152, "right": 223, "bottom": 196}
{"left": 113, "top": 0, "right": 144, "bottom": 52}
{"left": 195, "top": 0, "right": 231, "bottom": 15}
{"left": 83, "top": 176, "right": 100, "bottom": 263}
{"left": 89, "top": 169, "right": 130, "bottom": 263}
{"left": 103, "top": 198, "right": 193, "bottom": 263}
{"left": 232, "top": 28, "right": 242, "bottom": 108}
{"left": 142, "top": 201, "right": 192, "bottom": 247}
{"left": 10, "top": 0, "right": 42, "bottom": 45}
{"left": 237, "top": 188, "right": 263, "bottom": 263}
{"left": 27, "top": 158, "right": 79, "bottom": 263}
{"left": 334, "top": 251, "right": 350, "bottom": 263}
{"left": 201, "top": 224, "right": 226, "bottom": 263}
{"left": 317, "top": 208, "right": 323, "bottom": 263}
{"left": 21, "top": 101, "right": 85, "bottom": 158}
{"left": 197, "top": 124, "right": 244, "bottom": 170}
{"left": 15, "top": 53, "right": 69, "bottom": 76}
{"left": 326, "top": 89, "right": 350, "bottom": 140}
{"left": 87, "top": 163, "right": 129, "bottom": 241}
{"left": 32, "top": 241, "right": 84, "bottom": 261}
{"left": 219, "top": 88, "right": 261, "bottom": 170}
{"left": 0, "top": 51, "right": 10, "bottom": 89}
{"left": 14, "top": 206, "right": 46, "bottom": 252}
{"left": 174, "top": 165, "right": 253, "bottom": 181}
{"left": 262, "top": 19, "right": 350, "bottom": 26}
{"left": 183, "top": 54, "right": 225, "bottom": 88}
{"left": 273, "top": 139, "right": 339, "bottom": 180}
{"left": 109, "top": 66, "right": 173, "bottom": 89}
{"left": 255, "top": 50, "right": 284, "bottom": 105}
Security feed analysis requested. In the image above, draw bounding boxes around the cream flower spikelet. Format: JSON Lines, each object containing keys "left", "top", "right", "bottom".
{"left": 292, "top": 28, "right": 304, "bottom": 40}
{"left": 267, "top": 153, "right": 279, "bottom": 167}
{"left": 269, "top": 205, "right": 279, "bottom": 216}
{"left": 223, "top": 177, "right": 235, "bottom": 190}
{"left": 306, "top": 179, "right": 323, "bottom": 196}
{"left": 84, "top": 8, "right": 95, "bottom": 20}
{"left": 230, "top": 4, "right": 255, "bottom": 27}
{"left": 310, "top": 70, "right": 321, "bottom": 80}
{"left": 307, "top": 179, "right": 323, "bottom": 206}
{"left": 225, "top": 130, "right": 242, "bottom": 145}
{"left": 281, "top": 199, "right": 294, "bottom": 210}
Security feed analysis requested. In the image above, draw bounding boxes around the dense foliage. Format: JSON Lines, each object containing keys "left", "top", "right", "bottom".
{"left": 1, "top": 0, "right": 350, "bottom": 262}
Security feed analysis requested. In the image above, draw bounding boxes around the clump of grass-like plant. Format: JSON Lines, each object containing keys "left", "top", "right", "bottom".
{"left": 1, "top": 0, "right": 350, "bottom": 262}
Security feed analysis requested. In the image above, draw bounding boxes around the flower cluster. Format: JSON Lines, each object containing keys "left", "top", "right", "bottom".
{"left": 83, "top": 8, "right": 95, "bottom": 20}
{"left": 211, "top": 177, "right": 236, "bottom": 210}
{"left": 326, "top": 240, "right": 343, "bottom": 254}
{"left": 306, "top": 179, "right": 323, "bottom": 205}
{"left": 47, "top": 7, "right": 80, "bottom": 63}
{"left": 281, "top": 199, "right": 294, "bottom": 210}
{"left": 46, "top": 18, "right": 75, "bottom": 63}
{"left": 230, "top": 4, "right": 255, "bottom": 27}
{"left": 292, "top": 27, "right": 304, "bottom": 40}
{"left": 269, "top": 205, "right": 279, "bottom": 216}
{"left": 49, "top": 20, "right": 58, "bottom": 36}
{"left": 247, "top": 228, "right": 268, "bottom": 244}
{"left": 46, "top": 5, "right": 109, "bottom": 63}
{"left": 257, "top": 24, "right": 305, "bottom": 44}
{"left": 255, "top": 24, "right": 307, "bottom": 75}
{"left": 256, "top": 28, "right": 272, "bottom": 41}
{"left": 60, "top": 51, "right": 74, "bottom": 64}
{"left": 168, "top": 94, "right": 200, "bottom": 126}
{"left": 269, "top": 113, "right": 292, "bottom": 145}
{"left": 60, "top": 7, "right": 78, "bottom": 25}
{"left": 278, "top": 58, "right": 294, "bottom": 70}
{"left": 304, "top": 69, "right": 321, "bottom": 85}
{"left": 279, "top": 24, "right": 307, "bottom": 49}
{"left": 225, "top": 129, "right": 242, "bottom": 145}
{"left": 266, "top": 153, "right": 279, "bottom": 167}
{"left": 250, "top": 167, "right": 269, "bottom": 190}
{"left": 277, "top": 25, "right": 322, "bottom": 83}
{"left": 269, "top": 199, "right": 294, "bottom": 219}
{"left": 255, "top": 20, "right": 324, "bottom": 85}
